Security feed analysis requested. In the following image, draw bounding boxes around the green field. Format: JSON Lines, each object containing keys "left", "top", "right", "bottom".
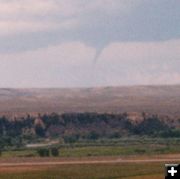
{"left": 0, "top": 137, "right": 177, "bottom": 179}
{"left": 0, "top": 162, "right": 164, "bottom": 179}
{"left": 2, "top": 138, "right": 180, "bottom": 158}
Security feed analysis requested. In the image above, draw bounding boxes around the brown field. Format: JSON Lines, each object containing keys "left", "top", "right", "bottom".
{"left": 0, "top": 154, "right": 179, "bottom": 178}
{"left": 0, "top": 164, "right": 163, "bottom": 179}
{"left": 0, "top": 160, "right": 169, "bottom": 179}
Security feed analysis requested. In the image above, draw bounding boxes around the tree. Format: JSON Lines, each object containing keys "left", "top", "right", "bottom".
{"left": 35, "top": 125, "right": 45, "bottom": 137}
{"left": 134, "top": 116, "right": 169, "bottom": 135}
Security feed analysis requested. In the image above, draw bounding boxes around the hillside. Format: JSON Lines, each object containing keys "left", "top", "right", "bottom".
{"left": 0, "top": 85, "right": 180, "bottom": 117}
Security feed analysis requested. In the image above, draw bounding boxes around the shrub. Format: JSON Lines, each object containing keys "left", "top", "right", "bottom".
{"left": 63, "top": 134, "right": 79, "bottom": 143}
{"left": 87, "top": 131, "right": 99, "bottom": 140}
{"left": 51, "top": 148, "right": 59, "bottom": 157}
{"left": 160, "top": 129, "right": 180, "bottom": 138}
{"left": 37, "top": 148, "right": 50, "bottom": 157}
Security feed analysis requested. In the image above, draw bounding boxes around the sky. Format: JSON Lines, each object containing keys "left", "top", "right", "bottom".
{"left": 0, "top": 0, "right": 180, "bottom": 88}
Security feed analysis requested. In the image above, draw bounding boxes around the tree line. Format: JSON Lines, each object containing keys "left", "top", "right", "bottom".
{"left": 0, "top": 112, "right": 179, "bottom": 149}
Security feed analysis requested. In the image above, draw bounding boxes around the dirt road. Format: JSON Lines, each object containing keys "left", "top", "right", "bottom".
{"left": 0, "top": 157, "right": 180, "bottom": 167}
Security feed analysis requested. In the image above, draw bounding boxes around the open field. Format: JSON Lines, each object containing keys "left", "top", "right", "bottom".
{"left": 0, "top": 154, "right": 179, "bottom": 178}
{"left": 0, "top": 159, "right": 171, "bottom": 179}
{"left": 0, "top": 164, "right": 165, "bottom": 179}
{"left": 2, "top": 138, "right": 180, "bottom": 158}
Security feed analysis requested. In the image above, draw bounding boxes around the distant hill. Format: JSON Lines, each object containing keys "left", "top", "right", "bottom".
{"left": 0, "top": 85, "right": 180, "bottom": 117}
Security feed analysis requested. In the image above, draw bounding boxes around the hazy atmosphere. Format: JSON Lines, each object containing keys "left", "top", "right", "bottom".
{"left": 0, "top": 0, "right": 180, "bottom": 87}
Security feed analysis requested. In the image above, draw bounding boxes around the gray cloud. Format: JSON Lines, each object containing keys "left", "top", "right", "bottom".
{"left": 0, "top": 0, "right": 179, "bottom": 54}
{"left": 0, "top": 40, "right": 180, "bottom": 87}
{"left": 0, "top": 0, "right": 179, "bottom": 87}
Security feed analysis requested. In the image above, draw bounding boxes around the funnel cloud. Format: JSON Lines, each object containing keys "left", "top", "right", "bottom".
{"left": 0, "top": 0, "right": 179, "bottom": 87}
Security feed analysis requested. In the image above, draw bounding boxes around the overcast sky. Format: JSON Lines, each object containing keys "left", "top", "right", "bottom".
{"left": 0, "top": 0, "right": 180, "bottom": 87}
